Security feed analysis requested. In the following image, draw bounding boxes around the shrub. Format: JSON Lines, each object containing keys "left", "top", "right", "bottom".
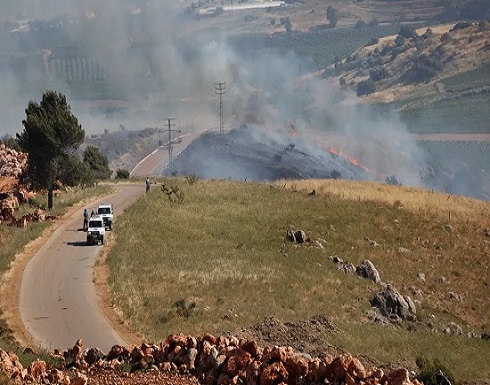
{"left": 395, "top": 35, "right": 405, "bottom": 47}
{"left": 366, "top": 37, "right": 379, "bottom": 46}
{"left": 423, "top": 28, "right": 434, "bottom": 39}
{"left": 399, "top": 26, "right": 418, "bottom": 39}
{"left": 450, "top": 21, "right": 471, "bottom": 32}
{"left": 326, "top": 6, "right": 340, "bottom": 27}
{"left": 411, "top": 54, "right": 443, "bottom": 82}
{"left": 115, "top": 169, "right": 130, "bottom": 179}
{"left": 367, "top": 53, "right": 383, "bottom": 67}
{"left": 416, "top": 357, "right": 456, "bottom": 385}
{"left": 357, "top": 79, "right": 376, "bottom": 96}
{"left": 185, "top": 174, "right": 199, "bottom": 185}
{"left": 0, "top": 136, "right": 21, "bottom": 152}
{"left": 370, "top": 66, "right": 390, "bottom": 81}
{"left": 355, "top": 20, "right": 367, "bottom": 29}
{"left": 440, "top": 33, "right": 452, "bottom": 43}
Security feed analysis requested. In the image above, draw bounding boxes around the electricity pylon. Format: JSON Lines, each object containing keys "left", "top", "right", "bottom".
{"left": 215, "top": 81, "right": 226, "bottom": 134}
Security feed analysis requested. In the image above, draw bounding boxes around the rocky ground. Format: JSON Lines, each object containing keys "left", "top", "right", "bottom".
{"left": 0, "top": 330, "right": 422, "bottom": 385}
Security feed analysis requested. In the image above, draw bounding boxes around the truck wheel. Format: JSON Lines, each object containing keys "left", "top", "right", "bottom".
{"left": 101, "top": 236, "right": 104, "bottom": 245}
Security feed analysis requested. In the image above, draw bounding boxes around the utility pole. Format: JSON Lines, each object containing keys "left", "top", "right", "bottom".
{"left": 160, "top": 118, "right": 181, "bottom": 172}
{"left": 215, "top": 81, "right": 226, "bottom": 134}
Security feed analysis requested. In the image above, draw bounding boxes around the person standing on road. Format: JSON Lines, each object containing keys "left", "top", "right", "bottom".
{"left": 83, "top": 208, "right": 89, "bottom": 230}
{"left": 146, "top": 176, "right": 151, "bottom": 193}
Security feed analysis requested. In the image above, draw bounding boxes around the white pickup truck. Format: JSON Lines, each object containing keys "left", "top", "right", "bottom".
{"left": 97, "top": 204, "right": 114, "bottom": 230}
{"left": 86, "top": 216, "right": 105, "bottom": 245}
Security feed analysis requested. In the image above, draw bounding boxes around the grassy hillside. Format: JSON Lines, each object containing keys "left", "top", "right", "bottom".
{"left": 106, "top": 177, "right": 490, "bottom": 382}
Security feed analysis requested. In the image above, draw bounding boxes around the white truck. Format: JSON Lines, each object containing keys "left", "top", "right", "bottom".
{"left": 97, "top": 203, "right": 114, "bottom": 230}
{"left": 86, "top": 215, "right": 105, "bottom": 245}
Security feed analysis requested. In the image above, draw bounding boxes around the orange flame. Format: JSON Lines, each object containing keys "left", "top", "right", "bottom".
{"left": 328, "top": 146, "right": 370, "bottom": 174}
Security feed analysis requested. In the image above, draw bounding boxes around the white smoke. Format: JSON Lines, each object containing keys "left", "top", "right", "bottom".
{"left": 0, "top": 1, "right": 426, "bottom": 188}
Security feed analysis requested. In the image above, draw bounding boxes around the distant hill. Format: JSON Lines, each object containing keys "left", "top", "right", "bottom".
{"left": 333, "top": 21, "right": 490, "bottom": 101}
{"left": 329, "top": 21, "right": 490, "bottom": 134}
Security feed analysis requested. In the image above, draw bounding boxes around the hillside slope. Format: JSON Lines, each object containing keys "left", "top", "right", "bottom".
{"left": 335, "top": 21, "right": 490, "bottom": 102}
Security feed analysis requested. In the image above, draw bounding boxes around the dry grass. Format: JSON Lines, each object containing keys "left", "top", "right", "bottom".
{"left": 107, "top": 177, "right": 490, "bottom": 381}
{"left": 278, "top": 178, "right": 490, "bottom": 222}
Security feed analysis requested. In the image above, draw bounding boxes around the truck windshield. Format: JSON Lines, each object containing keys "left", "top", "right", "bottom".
{"left": 98, "top": 208, "right": 111, "bottom": 214}
{"left": 89, "top": 221, "right": 103, "bottom": 228}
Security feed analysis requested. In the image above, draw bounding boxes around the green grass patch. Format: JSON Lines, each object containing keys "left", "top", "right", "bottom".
{"left": 442, "top": 65, "right": 490, "bottom": 93}
{"left": 330, "top": 322, "right": 490, "bottom": 380}
{"left": 107, "top": 178, "right": 489, "bottom": 382}
{"left": 399, "top": 93, "right": 490, "bottom": 133}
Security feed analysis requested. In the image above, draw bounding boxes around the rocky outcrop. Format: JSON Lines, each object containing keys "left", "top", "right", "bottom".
{"left": 370, "top": 285, "right": 417, "bottom": 322}
{"left": 0, "top": 144, "right": 49, "bottom": 226}
{"left": 0, "top": 336, "right": 423, "bottom": 385}
{"left": 0, "top": 144, "right": 27, "bottom": 180}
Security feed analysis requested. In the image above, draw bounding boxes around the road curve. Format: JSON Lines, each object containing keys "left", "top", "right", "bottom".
{"left": 20, "top": 184, "right": 144, "bottom": 353}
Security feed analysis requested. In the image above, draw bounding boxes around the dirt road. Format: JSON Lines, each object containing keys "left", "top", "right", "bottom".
{"left": 19, "top": 184, "right": 144, "bottom": 353}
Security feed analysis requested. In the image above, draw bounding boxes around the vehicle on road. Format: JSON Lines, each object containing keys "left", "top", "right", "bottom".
{"left": 97, "top": 204, "right": 114, "bottom": 230}
{"left": 86, "top": 216, "right": 105, "bottom": 245}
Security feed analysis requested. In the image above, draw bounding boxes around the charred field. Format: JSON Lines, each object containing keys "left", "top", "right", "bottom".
{"left": 168, "top": 125, "right": 490, "bottom": 202}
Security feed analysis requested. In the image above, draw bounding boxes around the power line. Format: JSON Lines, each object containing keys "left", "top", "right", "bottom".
{"left": 160, "top": 118, "right": 181, "bottom": 173}
{"left": 215, "top": 81, "right": 226, "bottom": 134}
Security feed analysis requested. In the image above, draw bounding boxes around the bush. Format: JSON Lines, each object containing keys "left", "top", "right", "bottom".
{"left": 59, "top": 155, "right": 94, "bottom": 187}
{"left": 416, "top": 357, "right": 456, "bottom": 385}
{"left": 450, "top": 21, "right": 471, "bottom": 32}
{"left": 423, "top": 28, "right": 434, "bottom": 39}
{"left": 370, "top": 66, "right": 390, "bottom": 81}
{"left": 0, "top": 136, "right": 21, "bottom": 152}
{"left": 355, "top": 20, "right": 367, "bottom": 29}
{"left": 357, "top": 79, "right": 376, "bottom": 96}
{"left": 395, "top": 35, "right": 405, "bottom": 47}
{"left": 367, "top": 53, "right": 383, "bottom": 67}
{"left": 365, "top": 37, "right": 379, "bottom": 46}
{"left": 399, "top": 26, "right": 418, "bottom": 39}
{"left": 440, "top": 33, "right": 452, "bottom": 43}
{"left": 326, "top": 6, "right": 339, "bottom": 27}
{"left": 115, "top": 169, "right": 130, "bottom": 179}
{"left": 411, "top": 54, "right": 443, "bottom": 82}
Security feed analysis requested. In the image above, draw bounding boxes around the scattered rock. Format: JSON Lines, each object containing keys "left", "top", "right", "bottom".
{"left": 447, "top": 291, "right": 461, "bottom": 301}
{"left": 355, "top": 260, "right": 381, "bottom": 284}
{"left": 332, "top": 256, "right": 356, "bottom": 274}
{"left": 417, "top": 272, "right": 426, "bottom": 282}
{"left": 445, "top": 322, "right": 463, "bottom": 335}
{"left": 397, "top": 247, "right": 411, "bottom": 255}
{"left": 295, "top": 230, "right": 306, "bottom": 244}
{"left": 286, "top": 227, "right": 306, "bottom": 244}
{"left": 365, "top": 237, "right": 380, "bottom": 247}
{"left": 85, "top": 347, "right": 105, "bottom": 365}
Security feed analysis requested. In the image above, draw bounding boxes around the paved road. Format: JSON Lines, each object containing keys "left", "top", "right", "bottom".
{"left": 130, "top": 133, "right": 197, "bottom": 177}
{"left": 20, "top": 184, "right": 144, "bottom": 353}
